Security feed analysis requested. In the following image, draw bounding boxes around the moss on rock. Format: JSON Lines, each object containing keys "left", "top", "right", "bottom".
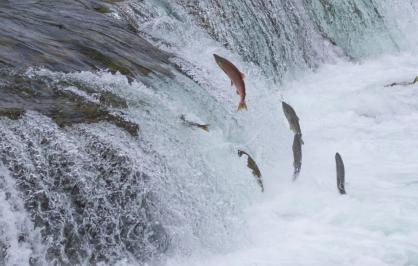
{"left": 0, "top": 73, "right": 138, "bottom": 137}
{"left": 94, "top": 5, "right": 111, "bottom": 14}
{"left": 99, "top": 92, "right": 128, "bottom": 108}
{"left": 80, "top": 47, "right": 135, "bottom": 80}
{"left": 0, "top": 107, "right": 25, "bottom": 120}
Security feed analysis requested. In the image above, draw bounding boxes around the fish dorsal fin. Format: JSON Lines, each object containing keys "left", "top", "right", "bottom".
{"left": 240, "top": 72, "right": 245, "bottom": 80}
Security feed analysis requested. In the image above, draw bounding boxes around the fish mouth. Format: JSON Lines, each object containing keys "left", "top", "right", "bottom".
{"left": 213, "top": 54, "right": 222, "bottom": 67}
{"left": 213, "top": 54, "right": 222, "bottom": 62}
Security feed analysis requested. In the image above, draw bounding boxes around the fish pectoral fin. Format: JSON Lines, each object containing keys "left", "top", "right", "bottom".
{"left": 236, "top": 89, "right": 239, "bottom": 95}
{"left": 231, "top": 80, "right": 234, "bottom": 86}
{"left": 240, "top": 72, "right": 245, "bottom": 80}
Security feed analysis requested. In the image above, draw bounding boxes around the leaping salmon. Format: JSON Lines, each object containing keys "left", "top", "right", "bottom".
{"left": 292, "top": 134, "right": 302, "bottom": 181}
{"left": 213, "top": 54, "right": 247, "bottom": 111}
{"left": 180, "top": 115, "right": 209, "bottom": 132}
{"left": 335, "top": 152, "right": 346, "bottom": 195}
{"left": 282, "top": 101, "right": 304, "bottom": 144}
{"left": 385, "top": 76, "right": 418, "bottom": 87}
{"left": 238, "top": 150, "right": 264, "bottom": 192}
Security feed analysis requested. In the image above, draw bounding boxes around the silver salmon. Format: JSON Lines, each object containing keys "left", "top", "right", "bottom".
{"left": 282, "top": 101, "right": 304, "bottom": 144}
{"left": 180, "top": 115, "right": 209, "bottom": 132}
{"left": 385, "top": 76, "right": 418, "bottom": 87}
{"left": 335, "top": 152, "right": 346, "bottom": 195}
{"left": 238, "top": 150, "right": 264, "bottom": 192}
{"left": 292, "top": 134, "right": 302, "bottom": 181}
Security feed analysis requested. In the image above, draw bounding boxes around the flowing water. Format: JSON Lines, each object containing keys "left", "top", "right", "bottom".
{"left": 0, "top": 0, "right": 418, "bottom": 265}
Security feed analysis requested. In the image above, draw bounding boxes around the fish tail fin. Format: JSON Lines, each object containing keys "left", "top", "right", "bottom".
{"left": 198, "top": 124, "right": 209, "bottom": 132}
{"left": 292, "top": 172, "right": 299, "bottom": 182}
{"left": 237, "top": 102, "right": 247, "bottom": 111}
{"left": 292, "top": 166, "right": 301, "bottom": 181}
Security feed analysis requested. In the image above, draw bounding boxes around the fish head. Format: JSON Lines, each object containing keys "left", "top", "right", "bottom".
{"left": 282, "top": 101, "right": 291, "bottom": 115}
{"left": 282, "top": 101, "right": 289, "bottom": 109}
{"left": 213, "top": 54, "right": 224, "bottom": 68}
{"left": 335, "top": 152, "right": 341, "bottom": 160}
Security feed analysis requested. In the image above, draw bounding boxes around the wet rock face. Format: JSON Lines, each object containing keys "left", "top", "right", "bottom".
{"left": 0, "top": 0, "right": 172, "bottom": 78}
{"left": 0, "top": 1, "right": 177, "bottom": 264}
{"left": 0, "top": 0, "right": 177, "bottom": 136}
{"left": 0, "top": 119, "right": 170, "bottom": 265}
{"left": 0, "top": 71, "right": 139, "bottom": 136}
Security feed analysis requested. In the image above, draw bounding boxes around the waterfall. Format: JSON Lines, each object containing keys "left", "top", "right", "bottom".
{"left": 0, "top": 0, "right": 417, "bottom": 265}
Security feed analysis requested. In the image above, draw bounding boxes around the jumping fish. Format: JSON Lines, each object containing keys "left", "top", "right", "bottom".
{"left": 292, "top": 134, "right": 302, "bottom": 181}
{"left": 282, "top": 101, "right": 304, "bottom": 144}
{"left": 385, "top": 76, "right": 418, "bottom": 87}
{"left": 335, "top": 152, "right": 346, "bottom": 195}
{"left": 238, "top": 150, "right": 264, "bottom": 192}
{"left": 213, "top": 54, "right": 247, "bottom": 111}
{"left": 180, "top": 115, "right": 209, "bottom": 132}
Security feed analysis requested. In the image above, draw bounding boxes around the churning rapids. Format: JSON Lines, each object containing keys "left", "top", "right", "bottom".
{"left": 1, "top": 0, "right": 418, "bottom": 265}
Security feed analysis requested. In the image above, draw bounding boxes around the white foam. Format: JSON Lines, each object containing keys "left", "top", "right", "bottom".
{"left": 163, "top": 53, "right": 418, "bottom": 266}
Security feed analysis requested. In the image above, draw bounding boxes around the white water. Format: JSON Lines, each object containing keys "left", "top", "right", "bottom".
{"left": 123, "top": 3, "right": 418, "bottom": 264}
{"left": 0, "top": 165, "right": 45, "bottom": 265}
{"left": 2, "top": 1, "right": 418, "bottom": 265}
{"left": 19, "top": 50, "right": 418, "bottom": 265}
{"left": 162, "top": 53, "right": 418, "bottom": 266}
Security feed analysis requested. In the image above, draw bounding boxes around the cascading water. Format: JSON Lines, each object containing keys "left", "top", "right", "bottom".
{"left": 0, "top": 0, "right": 418, "bottom": 265}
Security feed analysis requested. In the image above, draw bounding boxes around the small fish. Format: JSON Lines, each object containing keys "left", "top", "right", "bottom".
{"left": 292, "top": 134, "right": 302, "bottom": 181}
{"left": 238, "top": 150, "right": 264, "bottom": 192}
{"left": 335, "top": 152, "right": 346, "bottom": 195}
{"left": 213, "top": 54, "right": 247, "bottom": 111}
{"left": 282, "top": 101, "right": 304, "bottom": 144}
{"left": 384, "top": 76, "right": 418, "bottom": 87}
{"left": 180, "top": 115, "right": 209, "bottom": 132}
